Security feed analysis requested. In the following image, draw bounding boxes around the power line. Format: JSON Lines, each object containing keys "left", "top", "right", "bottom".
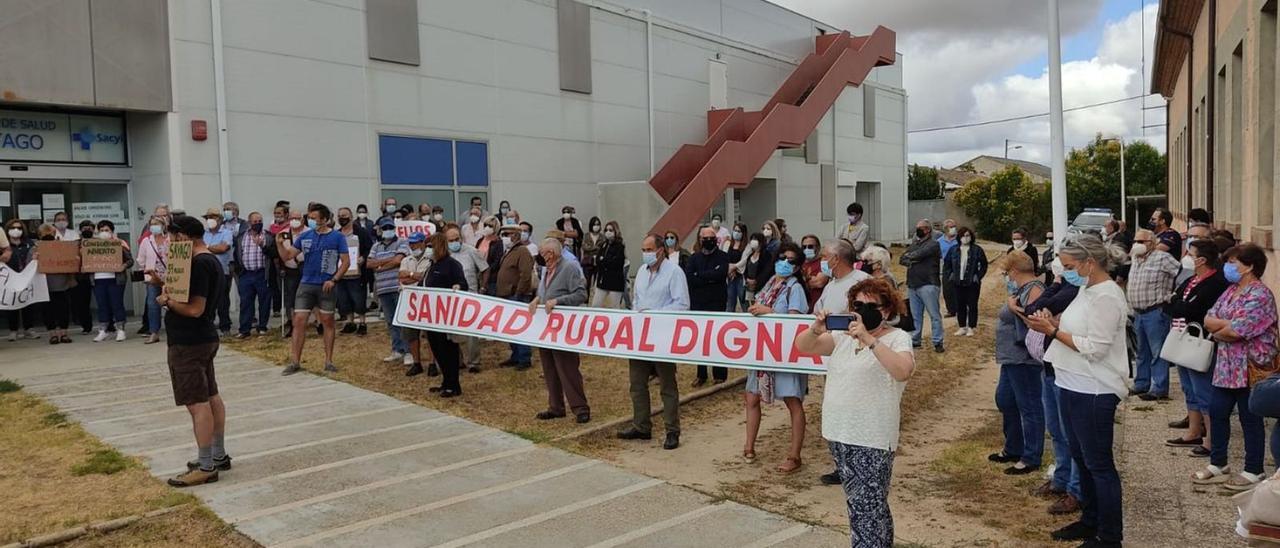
{"left": 908, "top": 94, "right": 1150, "bottom": 134}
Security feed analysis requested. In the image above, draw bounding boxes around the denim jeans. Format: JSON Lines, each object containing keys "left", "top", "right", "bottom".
{"left": 507, "top": 294, "right": 532, "bottom": 365}
{"left": 237, "top": 269, "right": 271, "bottom": 334}
{"left": 995, "top": 363, "right": 1045, "bottom": 467}
{"left": 1133, "top": 309, "right": 1172, "bottom": 395}
{"left": 145, "top": 284, "right": 163, "bottom": 334}
{"left": 1250, "top": 375, "right": 1280, "bottom": 468}
{"left": 1060, "top": 388, "right": 1123, "bottom": 543}
{"left": 92, "top": 279, "right": 126, "bottom": 326}
{"left": 1177, "top": 365, "right": 1214, "bottom": 413}
{"left": 907, "top": 284, "right": 943, "bottom": 346}
{"left": 378, "top": 292, "right": 407, "bottom": 355}
{"left": 1210, "top": 385, "right": 1265, "bottom": 475}
{"left": 1042, "top": 369, "right": 1081, "bottom": 498}
{"left": 726, "top": 277, "right": 747, "bottom": 312}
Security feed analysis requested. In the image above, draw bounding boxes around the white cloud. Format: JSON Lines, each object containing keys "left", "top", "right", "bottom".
{"left": 771, "top": 1, "right": 1165, "bottom": 168}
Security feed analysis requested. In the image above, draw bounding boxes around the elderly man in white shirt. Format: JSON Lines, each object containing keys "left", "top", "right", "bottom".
{"left": 617, "top": 233, "right": 690, "bottom": 450}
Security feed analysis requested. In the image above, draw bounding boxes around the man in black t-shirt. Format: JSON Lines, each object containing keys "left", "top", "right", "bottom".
{"left": 157, "top": 215, "right": 230, "bottom": 487}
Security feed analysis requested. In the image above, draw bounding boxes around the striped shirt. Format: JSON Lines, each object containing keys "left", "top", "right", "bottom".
{"left": 1126, "top": 250, "right": 1181, "bottom": 310}
{"left": 370, "top": 239, "right": 410, "bottom": 295}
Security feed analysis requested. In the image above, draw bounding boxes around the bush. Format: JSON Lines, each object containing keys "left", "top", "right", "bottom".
{"left": 908, "top": 164, "right": 943, "bottom": 201}
{"left": 953, "top": 166, "right": 1051, "bottom": 242}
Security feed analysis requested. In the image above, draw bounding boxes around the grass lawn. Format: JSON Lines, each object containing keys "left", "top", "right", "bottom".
{"left": 0, "top": 384, "right": 255, "bottom": 547}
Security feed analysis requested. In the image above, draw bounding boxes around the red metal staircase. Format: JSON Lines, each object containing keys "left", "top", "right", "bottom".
{"left": 647, "top": 26, "right": 896, "bottom": 239}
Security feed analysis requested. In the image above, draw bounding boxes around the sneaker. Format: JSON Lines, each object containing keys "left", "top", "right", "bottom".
{"left": 965, "top": 327, "right": 975, "bottom": 336}
{"left": 235, "top": 332, "right": 252, "bottom": 340}
{"left": 323, "top": 363, "right": 338, "bottom": 373}
{"left": 167, "top": 468, "right": 218, "bottom": 487}
{"left": 1004, "top": 463, "right": 1040, "bottom": 475}
{"left": 186, "top": 455, "right": 232, "bottom": 471}
{"left": 6, "top": 332, "right": 16, "bottom": 342}
{"left": 1050, "top": 520, "right": 1095, "bottom": 541}
{"left": 281, "top": 363, "right": 302, "bottom": 376}
{"left": 22, "top": 330, "right": 39, "bottom": 340}
{"left": 115, "top": 330, "right": 126, "bottom": 342}
{"left": 59, "top": 335, "right": 72, "bottom": 344}
{"left": 403, "top": 354, "right": 415, "bottom": 366}
{"left": 383, "top": 352, "right": 405, "bottom": 363}
{"left": 356, "top": 324, "right": 368, "bottom": 336}
{"left": 954, "top": 328, "right": 967, "bottom": 336}
{"left": 93, "top": 330, "right": 109, "bottom": 343}
{"left": 144, "top": 333, "right": 161, "bottom": 345}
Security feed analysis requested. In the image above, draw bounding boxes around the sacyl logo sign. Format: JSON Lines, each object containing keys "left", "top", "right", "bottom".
{"left": 72, "top": 127, "right": 123, "bottom": 150}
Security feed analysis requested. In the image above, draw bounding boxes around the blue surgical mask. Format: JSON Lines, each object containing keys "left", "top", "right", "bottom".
{"left": 520, "top": 231, "right": 530, "bottom": 242}
{"left": 307, "top": 218, "right": 318, "bottom": 229}
{"left": 732, "top": 231, "right": 742, "bottom": 241}
{"left": 148, "top": 225, "right": 163, "bottom": 236}
{"left": 1063, "top": 269, "right": 1087, "bottom": 287}
{"left": 803, "top": 248, "right": 816, "bottom": 260}
{"left": 775, "top": 260, "right": 795, "bottom": 277}
{"left": 820, "top": 260, "right": 832, "bottom": 277}
{"left": 1005, "top": 276, "right": 1018, "bottom": 295}
{"left": 222, "top": 210, "right": 234, "bottom": 221}
{"left": 642, "top": 252, "right": 658, "bottom": 266}
{"left": 1224, "top": 262, "right": 1243, "bottom": 284}
{"left": 382, "top": 230, "right": 395, "bottom": 240}
{"left": 448, "top": 241, "right": 462, "bottom": 253}
{"left": 665, "top": 237, "right": 677, "bottom": 248}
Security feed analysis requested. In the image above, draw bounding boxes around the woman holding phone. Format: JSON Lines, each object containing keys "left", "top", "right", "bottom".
{"left": 795, "top": 277, "right": 915, "bottom": 547}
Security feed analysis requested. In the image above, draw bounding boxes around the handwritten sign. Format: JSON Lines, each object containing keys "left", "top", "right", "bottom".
{"left": 394, "top": 220, "right": 436, "bottom": 240}
{"left": 164, "top": 241, "right": 193, "bottom": 303}
{"left": 79, "top": 239, "right": 123, "bottom": 273}
{"left": 36, "top": 241, "right": 81, "bottom": 274}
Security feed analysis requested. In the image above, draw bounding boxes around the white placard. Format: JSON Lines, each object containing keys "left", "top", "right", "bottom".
{"left": 41, "top": 194, "right": 64, "bottom": 210}
{"left": 71, "top": 202, "right": 130, "bottom": 233}
{"left": 18, "top": 204, "right": 41, "bottom": 220}
{"left": 0, "top": 191, "right": 10, "bottom": 203}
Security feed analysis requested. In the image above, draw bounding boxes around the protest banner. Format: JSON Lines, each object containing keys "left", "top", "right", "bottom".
{"left": 164, "top": 241, "right": 193, "bottom": 303}
{"left": 0, "top": 262, "right": 49, "bottom": 311}
{"left": 394, "top": 287, "right": 826, "bottom": 375}
{"left": 79, "top": 238, "right": 124, "bottom": 273}
{"left": 394, "top": 219, "right": 437, "bottom": 240}
{"left": 35, "top": 241, "right": 81, "bottom": 274}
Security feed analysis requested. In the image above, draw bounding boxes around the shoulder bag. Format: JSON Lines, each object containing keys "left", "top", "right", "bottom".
{"left": 1159, "top": 322, "right": 1215, "bottom": 373}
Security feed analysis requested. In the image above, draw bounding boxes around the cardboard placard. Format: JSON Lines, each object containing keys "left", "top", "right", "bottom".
{"left": 164, "top": 241, "right": 193, "bottom": 303}
{"left": 36, "top": 241, "right": 82, "bottom": 273}
{"left": 79, "top": 239, "right": 124, "bottom": 273}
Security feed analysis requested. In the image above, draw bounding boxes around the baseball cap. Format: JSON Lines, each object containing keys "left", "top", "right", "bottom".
{"left": 407, "top": 232, "right": 427, "bottom": 244}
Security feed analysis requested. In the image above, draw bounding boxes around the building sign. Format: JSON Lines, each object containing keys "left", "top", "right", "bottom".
{"left": 0, "top": 110, "right": 126, "bottom": 164}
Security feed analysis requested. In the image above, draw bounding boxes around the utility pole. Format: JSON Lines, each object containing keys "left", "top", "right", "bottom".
{"left": 1047, "top": 0, "right": 1068, "bottom": 249}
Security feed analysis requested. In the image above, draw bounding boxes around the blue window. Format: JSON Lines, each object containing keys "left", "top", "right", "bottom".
{"left": 455, "top": 141, "right": 488, "bottom": 186}
{"left": 378, "top": 135, "right": 454, "bottom": 185}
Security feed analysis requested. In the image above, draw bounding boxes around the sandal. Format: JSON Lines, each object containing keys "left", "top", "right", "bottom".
{"left": 742, "top": 450, "right": 756, "bottom": 464}
{"left": 1224, "top": 472, "right": 1264, "bottom": 492}
{"left": 776, "top": 457, "right": 803, "bottom": 474}
{"left": 1191, "top": 464, "right": 1231, "bottom": 484}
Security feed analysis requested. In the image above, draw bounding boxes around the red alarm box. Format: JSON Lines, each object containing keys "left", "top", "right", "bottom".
{"left": 191, "top": 120, "right": 208, "bottom": 141}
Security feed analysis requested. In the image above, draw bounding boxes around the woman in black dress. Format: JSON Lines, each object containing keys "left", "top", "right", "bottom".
{"left": 422, "top": 232, "right": 468, "bottom": 397}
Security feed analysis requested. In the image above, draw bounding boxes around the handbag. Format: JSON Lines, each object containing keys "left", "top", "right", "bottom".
{"left": 1159, "top": 323, "right": 1215, "bottom": 373}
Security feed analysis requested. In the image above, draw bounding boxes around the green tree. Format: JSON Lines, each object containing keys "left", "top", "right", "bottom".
{"left": 908, "top": 163, "right": 942, "bottom": 201}
{"left": 953, "top": 165, "right": 1051, "bottom": 243}
{"left": 1065, "top": 134, "right": 1167, "bottom": 217}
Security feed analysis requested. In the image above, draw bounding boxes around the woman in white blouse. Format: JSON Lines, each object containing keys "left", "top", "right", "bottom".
{"left": 1025, "top": 234, "right": 1128, "bottom": 547}
{"left": 795, "top": 277, "right": 915, "bottom": 547}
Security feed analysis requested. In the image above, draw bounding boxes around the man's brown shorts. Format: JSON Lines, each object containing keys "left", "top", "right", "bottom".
{"left": 168, "top": 342, "right": 221, "bottom": 406}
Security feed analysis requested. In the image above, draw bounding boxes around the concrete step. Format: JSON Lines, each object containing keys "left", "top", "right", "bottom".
{"left": 612, "top": 501, "right": 836, "bottom": 548}
{"left": 64, "top": 377, "right": 340, "bottom": 423}
{"left": 45, "top": 366, "right": 287, "bottom": 409}
{"left": 29, "top": 360, "right": 262, "bottom": 397}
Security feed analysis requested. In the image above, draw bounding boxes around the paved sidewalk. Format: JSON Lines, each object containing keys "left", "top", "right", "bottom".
{"left": 1, "top": 339, "right": 845, "bottom": 547}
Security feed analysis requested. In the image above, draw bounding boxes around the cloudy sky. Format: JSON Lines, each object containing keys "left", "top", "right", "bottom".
{"left": 772, "top": 0, "right": 1165, "bottom": 168}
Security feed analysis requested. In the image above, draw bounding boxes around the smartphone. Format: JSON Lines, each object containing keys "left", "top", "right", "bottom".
{"left": 825, "top": 314, "right": 858, "bottom": 331}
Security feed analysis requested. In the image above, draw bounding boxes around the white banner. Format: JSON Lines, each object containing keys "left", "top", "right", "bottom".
{"left": 393, "top": 287, "right": 826, "bottom": 375}
{"left": 0, "top": 261, "right": 49, "bottom": 311}
{"left": 394, "top": 219, "right": 437, "bottom": 240}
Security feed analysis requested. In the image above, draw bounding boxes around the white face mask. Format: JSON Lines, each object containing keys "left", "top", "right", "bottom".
{"left": 948, "top": 227, "right": 957, "bottom": 236}
{"left": 97, "top": 231, "right": 112, "bottom": 240}
{"left": 424, "top": 247, "right": 435, "bottom": 260}
{"left": 433, "top": 213, "right": 443, "bottom": 221}
{"left": 289, "top": 219, "right": 303, "bottom": 229}
{"left": 205, "top": 218, "right": 219, "bottom": 230}
{"left": 563, "top": 212, "right": 572, "bottom": 220}
{"left": 501, "top": 236, "right": 513, "bottom": 247}
{"left": 960, "top": 236, "right": 972, "bottom": 245}
{"left": 357, "top": 212, "right": 368, "bottom": 219}
{"left": 1012, "top": 239, "right": 1025, "bottom": 248}
{"left": 7, "top": 228, "right": 22, "bottom": 239}
{"left": 480, "top": 226, "right": 494, "bottom": 237}
{"left": 386, "top": 204, "right": 397, "bottom": 213}
{"left": 55, "top": 221, "right": 68, "bottom": 230}
{"left": 411, "top": 247, "right": 425, "bottom": 258}
{"left": 1130, "top": 243, "right": 1148, "bottom": 258}
{"left": 469, "top": 215, "right": 480, "bottom": 224}
{"left": 711, "top": 219, "right": 721, "bottom": 228}
{"left": 604, "top": 230, "right": 615, "bottom": 240}
{"left": 1181, "top": 254, "right": 1197, "bottom": 270}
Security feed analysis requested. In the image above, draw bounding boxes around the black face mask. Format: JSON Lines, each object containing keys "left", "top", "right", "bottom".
{"left": 81, "top": 229, "right": 94, "bottom": 239}
{"left": 859, "top": 262, "right": 875, "bottom": 274}
{"left": 701, "top": 238, "right": 717, "bottom": 251}
{"left": 853, "top": 301, "right": 884, "bottom": 331}
{"left": 252, "top": 222, "right": 264, "bottom": 232}
{"left": 39, "top": 235, "right": 55, "bottom": 241}
{"left": 915, "top": 228, "right": 926, "bottom": 239}
{"left": 338, "top": 217, "right": 351, "bottom": 227}
{"left": 535, "top": 254, "right": 547, "bottom": 267}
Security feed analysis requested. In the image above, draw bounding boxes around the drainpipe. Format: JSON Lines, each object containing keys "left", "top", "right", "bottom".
{"left": 1206, "top": 0, "right": 1216, "bottom": 219}
{"left": 1186, "top": 35, "right": 1193, "bottom": 212}
{"left": 644, "top": 8, "right": 654, "bottom": 177}
{"left": 211, "top": 0, "right": 231, "bottom": 203}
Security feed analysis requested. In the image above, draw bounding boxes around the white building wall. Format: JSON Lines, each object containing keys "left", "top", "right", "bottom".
{"left": 160, "top": 0, "right": 905, "bottom": 240}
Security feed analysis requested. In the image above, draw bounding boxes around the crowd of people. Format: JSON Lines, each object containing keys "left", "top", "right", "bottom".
{"left": 7, "top": 196, "right": 1280, "bottom": 547}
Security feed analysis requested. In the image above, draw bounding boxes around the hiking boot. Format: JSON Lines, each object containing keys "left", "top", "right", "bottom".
{"left": 281, "top": 363, "right": 302, "bottom": 376}
{"left": 186, "top": 455, "right": 232, "bottom": 471}
{"left": 167, "top": 468, "right": 218, "bottom": 487}
{"left": 1048, "top": 495, "right": 1082, "bottom": 516}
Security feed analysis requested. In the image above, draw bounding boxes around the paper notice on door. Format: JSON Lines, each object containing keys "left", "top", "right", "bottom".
{"left": 18, "top": 204, "right": 40, "bottom": 220}
{"left": 42, "top": 194, "right": 65, "bottom": 210}
{"left": 0, "top": 191, "right": 10, "bottom": 204}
